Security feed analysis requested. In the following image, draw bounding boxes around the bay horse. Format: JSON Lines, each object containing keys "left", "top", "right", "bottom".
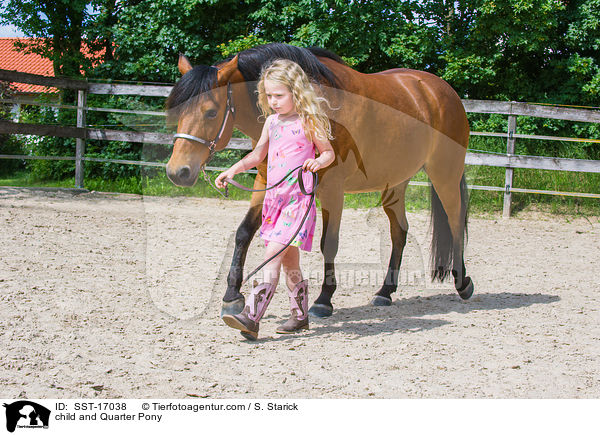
{"left": 165, "top": 43, "right": 474, "bottom": 318}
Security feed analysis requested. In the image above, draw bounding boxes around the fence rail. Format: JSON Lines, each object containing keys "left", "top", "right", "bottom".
{"left": 1, "top": 68, "right": 599, "bottom": 216}
{"left": 463, "top": 100, "right": 600, "bottom": 123}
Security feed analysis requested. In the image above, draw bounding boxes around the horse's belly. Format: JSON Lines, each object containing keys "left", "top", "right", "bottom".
{"left": 341, "top": 137, "right": 431, "bottom": 193}
{"left": 343, "top": 160, "right": 421, "bottom": 192}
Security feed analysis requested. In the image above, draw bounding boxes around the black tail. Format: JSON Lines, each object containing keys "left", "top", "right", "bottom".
{"left": 430, "top": 174, "right": 469, "bottom": 282}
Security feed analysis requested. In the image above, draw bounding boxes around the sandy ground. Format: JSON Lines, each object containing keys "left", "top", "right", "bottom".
{"left": 0, "top": 186, "right": 599, "bottom": 399}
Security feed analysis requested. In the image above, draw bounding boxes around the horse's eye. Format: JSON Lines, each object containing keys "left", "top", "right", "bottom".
{"left": 205, "top": 110, "right": 217, "bottom": 119}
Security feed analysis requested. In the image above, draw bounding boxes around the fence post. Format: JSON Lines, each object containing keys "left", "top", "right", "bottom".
{"left": 503, "top": 113, "right": 517, "bottom": 218}
{"left": 75, "top": 89, "right": 87, "bottom": 188}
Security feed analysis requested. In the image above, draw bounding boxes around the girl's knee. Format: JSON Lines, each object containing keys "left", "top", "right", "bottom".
{"left": 264, "top": 241, "right": 286, "bottom": 259}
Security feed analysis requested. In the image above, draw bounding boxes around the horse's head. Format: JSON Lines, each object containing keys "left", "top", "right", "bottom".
{"left": 165, "top": 55, "right": 238, "bottom": 186}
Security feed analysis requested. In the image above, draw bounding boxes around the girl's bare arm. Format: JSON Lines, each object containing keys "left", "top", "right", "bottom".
{"left": 303, "top": 134, "right": 335, "bottom": 173}
{"left": 215, "top": 119, "right": 271, "bottom": 188}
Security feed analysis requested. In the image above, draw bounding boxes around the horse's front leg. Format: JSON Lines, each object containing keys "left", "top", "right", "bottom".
{"left": 221, "top": 173, "right": 266, "bottom": 317}
{"left": 309, "top": 184, "right": 344, "bottom": 318}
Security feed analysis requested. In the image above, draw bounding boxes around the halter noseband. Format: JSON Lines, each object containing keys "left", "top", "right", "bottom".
{"left": 172, "top": 82, "right": 235, "bottom": 162}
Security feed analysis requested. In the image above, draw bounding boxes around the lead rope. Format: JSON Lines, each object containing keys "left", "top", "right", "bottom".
{"left": 209, "top": 165, "right": 318, "bottom": 285}
{"left": 202, "top": 168, "right": 229, "bottom": 199}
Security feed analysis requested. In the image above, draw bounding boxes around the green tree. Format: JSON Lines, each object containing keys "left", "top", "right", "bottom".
{"left": 440, "top": 0, "right": 565, "bottom": 100}
{"left": 248, "top": 0, "right": 435, "bottom": 71}
{"left": 91, "top": 0, "right": 263, "bottom": 83}
{"left": 3, "top": 0, "right": 598, "bottom": 180}
{"left": 0, "top": 82, "right": 25, "bottom": 176}
{"left": 0, "top": 0, "right": 108, "bottom": 180}
{"left": 0, "top": 0, "right": 100, "bottom": 78}
{"left": 564, "top": 0, "right": 600, "bottom": 105}
{"left": 86, "top": 0, "right": 118, "bottom": 64}
{"left": 241, "top": 0, "right": 599, "bottom": 105}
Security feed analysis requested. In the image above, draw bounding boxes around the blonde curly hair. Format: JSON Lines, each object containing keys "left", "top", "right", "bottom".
{"left": 257, "top": 59, "right": 333, "bottom": 141}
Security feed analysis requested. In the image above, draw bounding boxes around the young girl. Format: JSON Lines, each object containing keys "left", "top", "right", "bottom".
{"left": 215, "top": 59, "right": 335, "bottom": 340}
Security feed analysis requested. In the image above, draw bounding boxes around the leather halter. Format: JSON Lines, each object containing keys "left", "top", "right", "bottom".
{"left": 172, "top": 81, "right": 235, "bottom": 162}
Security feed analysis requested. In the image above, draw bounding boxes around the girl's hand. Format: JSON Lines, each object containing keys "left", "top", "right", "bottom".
{"left": 215, "top": 169, "right": 235, "bottom": 189}
{"left": 302, "top": 158, "right": 322, "bottom": 173}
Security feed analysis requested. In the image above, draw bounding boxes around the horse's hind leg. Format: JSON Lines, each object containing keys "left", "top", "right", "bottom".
{"left": 309, "top": 184, "right": 344, "bottom": 318}
{"left": 427, "top": 168, "right": 474, "bottom": 300}
{"left": 221, "top": 175, "right": 266, "bottom": 317}
{"left": 372, "top": 181, "right": 409, "bottom": 306}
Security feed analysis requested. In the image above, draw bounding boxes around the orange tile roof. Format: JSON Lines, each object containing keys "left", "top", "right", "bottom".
{"left": 0, "top": 38, "right": 54, "bottom": 93}
{"left": 0, "top": 38, "right": 105, "bottom": 94}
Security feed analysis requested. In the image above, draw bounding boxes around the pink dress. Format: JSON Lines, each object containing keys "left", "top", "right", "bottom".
{"left": 260, "top": 114, "right": 317, "bottom": 252}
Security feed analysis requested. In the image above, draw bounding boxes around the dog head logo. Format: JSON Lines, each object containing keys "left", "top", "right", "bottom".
{"left": 3, "top": 401, "right": 50, "bottom": 433}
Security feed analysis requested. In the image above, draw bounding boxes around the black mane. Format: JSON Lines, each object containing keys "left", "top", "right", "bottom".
{"left": 165, "top": 64, "right": 218, "bottom": 117}
{"left": 166, "top": 43, "right": 344, "bottom": 117}
{"left": 236, "top": 43, "right": 343, "bottom": 88}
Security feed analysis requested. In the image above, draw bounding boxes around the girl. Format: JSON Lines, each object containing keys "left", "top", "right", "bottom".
{"left": 215, "top": 59, "right": 335, "bottom": 340}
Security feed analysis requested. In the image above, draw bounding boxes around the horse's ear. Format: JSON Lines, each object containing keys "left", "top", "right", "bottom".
{"left": 178, "top": 54, "right": 193, "bottom": 75}
{"left": 217, "top": 55, "right": 239, "bottom": 82}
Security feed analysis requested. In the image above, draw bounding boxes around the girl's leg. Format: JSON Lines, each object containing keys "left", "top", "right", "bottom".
{"left": 222, "top": 241, "right": 289, "bottom": 340}
{"left": 243, "top": 241, "right": 289, "bottom": 324}
{"left": 281, "top": 246, "right": 303, "bottom": 289}
{"left": 277, "top": 246, "right": 309, "bottom": 333}
{"left": 261, "top": 241, "right": 289, "bottom": 286}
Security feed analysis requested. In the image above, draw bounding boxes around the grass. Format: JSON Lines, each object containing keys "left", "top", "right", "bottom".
{"left": 0, "top": 170, "right": 255, "bottom": 201}
{"left": 464, "top": 164, "right": 600, "bottom": 216}
{"left": 0, "top": 171, "right": 77, "bottom": 189}
{"left": 1, "top": 166, "right": 599, "bottom": 218}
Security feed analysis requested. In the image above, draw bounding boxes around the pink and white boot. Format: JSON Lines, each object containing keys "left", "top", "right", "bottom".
{"left": 276, "top": 280, "right": 309, "bottom": 334}
{"left": 222, "top": 282, "right": 276, "bottom": 340}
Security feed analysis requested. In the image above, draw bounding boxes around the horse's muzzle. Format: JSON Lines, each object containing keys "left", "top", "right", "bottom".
{"left": 166, "top": 164, "right": 198, "bottom": 187}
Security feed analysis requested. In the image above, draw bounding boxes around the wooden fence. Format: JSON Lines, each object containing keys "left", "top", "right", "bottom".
{"left": 1, "top": 68, "right": 599, "bottom": 217}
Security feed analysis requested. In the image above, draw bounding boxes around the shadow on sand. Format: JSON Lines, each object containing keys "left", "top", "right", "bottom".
{"left": 270, "top": 291, "right": 560, "bottom": 341}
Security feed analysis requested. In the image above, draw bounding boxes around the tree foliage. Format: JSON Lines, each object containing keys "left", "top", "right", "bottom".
{"left": 240, "top": 0, "right": 599, "bottom": 104}
{"left": 88, "top": 0, "right": 263, "bottom": 82}
{"left": 0, "top": 0, "right": 99, "bottom": 78}
{"left": 2, "top": 0, "right": 598, "bottom": 103}
{"left": 2, "top": 0, "right": 599, "bottom": 181}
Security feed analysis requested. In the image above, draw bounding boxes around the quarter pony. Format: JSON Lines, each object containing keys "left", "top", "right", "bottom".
{"left": 165, "top": 43, "right": 474, "bottom": 318}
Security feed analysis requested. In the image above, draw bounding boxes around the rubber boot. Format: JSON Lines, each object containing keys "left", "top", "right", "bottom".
{"left": 276, "top": 279, "right": 309, "bottom": 334}
{"left": 222, "top": 282, "right": 276, "bottom": 340}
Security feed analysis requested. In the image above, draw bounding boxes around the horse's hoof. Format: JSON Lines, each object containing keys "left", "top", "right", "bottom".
{"left": 308, "top": 303, "right": 333, "bottom": 318}
{"left": 371, "top": 295, "right": 392, "bottom": 306}
{"left": 221, "top": 298, "right": 245, "bottom": 318}
{"left": 457, "top": 276, "right": 474, "bottom": 300}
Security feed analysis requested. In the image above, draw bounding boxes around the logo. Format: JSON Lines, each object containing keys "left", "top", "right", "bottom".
{"left": 3, "top": 401, "right": 50, "bottom": 433}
